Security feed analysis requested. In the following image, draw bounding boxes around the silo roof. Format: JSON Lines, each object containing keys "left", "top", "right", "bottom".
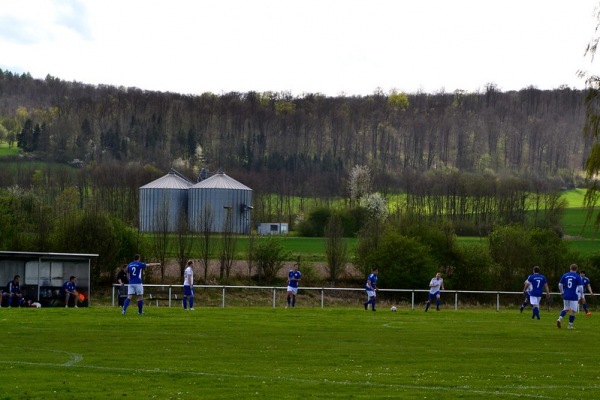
{"left": 140, "top": 171, "right": 193, "bottom": 189}
{"left": 192, "top": 171, "right": 251, "bottom": 190}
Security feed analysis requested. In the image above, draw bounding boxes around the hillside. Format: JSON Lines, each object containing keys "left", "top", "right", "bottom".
{"left": 0, "top": 70, "right": 588, "bottom": 198}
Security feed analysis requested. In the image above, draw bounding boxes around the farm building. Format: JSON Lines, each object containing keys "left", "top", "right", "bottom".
{"left": 139, "top": 169, "right": 193, "bottom": 232}
{"left": 0, "top": 251, "right": 97, "bottom": 307}
{"left": 188, "top": 170, "right": 253, "bottom": 234}
{"left": 257, "top": 222, "right": 289, "bottom": 235}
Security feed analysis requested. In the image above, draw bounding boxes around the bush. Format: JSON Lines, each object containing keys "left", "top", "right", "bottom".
{"left": 452, "top": 242, "right": 497, "bottom": 291}
{"left": 364, "top": 230, "right": 437, "bottom": 289}
{"left": 253, "top": 236, "right": 289, "bottom": 283}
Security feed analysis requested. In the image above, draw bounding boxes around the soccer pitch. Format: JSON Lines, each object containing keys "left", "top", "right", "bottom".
{"left": 1, "top": 306, "right": 599, "bottom": 399}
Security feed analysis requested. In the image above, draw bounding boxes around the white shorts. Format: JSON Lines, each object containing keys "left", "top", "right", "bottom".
{"left": 128, "top": 284, "right": 144, "bottom": 296}
{"left": 529, "top": 296, "right": 541, "bottom": 306}
{"left": 366, "top": 290, "right": 376, "bottom": 298}
{"left": 287, "top": 286, "right": 298, "bottom": 295}
{"left": 563, "top": 300, "right": 579, "bottom": 312}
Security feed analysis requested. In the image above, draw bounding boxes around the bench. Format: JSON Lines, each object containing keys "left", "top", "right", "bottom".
{"left": 146, "top": 288, "right": 178, "bottom": 307}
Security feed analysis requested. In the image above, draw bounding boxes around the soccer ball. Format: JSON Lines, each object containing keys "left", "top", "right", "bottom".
{"left": 390, "top": 306, "right": 397, "bottom": 312}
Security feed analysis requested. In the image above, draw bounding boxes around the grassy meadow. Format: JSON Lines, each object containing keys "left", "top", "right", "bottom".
{"left": 1, "top": 306, "right": 599, "bottom": 399}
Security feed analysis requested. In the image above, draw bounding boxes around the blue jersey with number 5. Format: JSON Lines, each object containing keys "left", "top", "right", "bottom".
{"left": 559, "top": 272, "right": 583, "bottom": 301}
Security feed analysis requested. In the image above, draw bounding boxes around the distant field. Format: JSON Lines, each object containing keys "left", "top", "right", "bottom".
{"left": 0, "top": 142, "right": 19, "bottom": 156}
{"left": 0, "top": 306, "right": 598, "bottom": 399}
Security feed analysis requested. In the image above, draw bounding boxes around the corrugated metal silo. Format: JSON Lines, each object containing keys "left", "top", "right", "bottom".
{"left": 139, "top": 170, "right": 193, "bottom": 232}
{"left": 188, "top": 170, "right": 253, "bottom": 234}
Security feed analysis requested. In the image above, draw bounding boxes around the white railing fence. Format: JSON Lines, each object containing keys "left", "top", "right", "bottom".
{"left": 112, "top": 284, "right": 598, "bottom": 311}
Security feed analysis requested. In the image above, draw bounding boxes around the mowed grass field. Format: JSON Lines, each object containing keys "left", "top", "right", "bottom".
{"left": 1, "top": 306, "right": 599, "bottom": 399}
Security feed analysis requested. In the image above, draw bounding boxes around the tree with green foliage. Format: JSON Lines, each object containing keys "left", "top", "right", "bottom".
{"left": 359, "top": 228, "right": 437, "bottom": 289}
{"left": 253, "top": 235, "right": 289, "bottom": 284}
{"left": 488, "top": 225, "right": 577, "bottom": 290}
{"left": 58, "top": 209, "right": 137, "bottom": 286}
{"left": 452, "top": 242, "right": 497, "bottom": 291}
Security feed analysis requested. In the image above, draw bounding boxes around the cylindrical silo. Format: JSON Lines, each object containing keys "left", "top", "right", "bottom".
{"left": 188, "top": 170, "right": 253, "bottom": 234}
{"left": 139, "top": 170, "right": 193, "bottom": 232}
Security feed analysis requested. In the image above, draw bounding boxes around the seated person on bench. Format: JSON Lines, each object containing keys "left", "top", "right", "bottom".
{"left": 3, "top": 275, "right": 24, "bottom": 307}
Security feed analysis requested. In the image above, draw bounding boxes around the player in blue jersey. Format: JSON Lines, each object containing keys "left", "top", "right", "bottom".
{"left": 3, "top": 275, "right": 24, "bottom": 307}
{"left": 425, "top": 272, "right": 445, "bottom": 312}
{"left": 519, "top": 287, "right": 532, "bottom": 313}
{"left": 522, "top": 266, "right": 550, "bottom": 320}
{"left": 579, "top": 270, "right": 594, "bottom": 316}
{"left": 557, "top": 264, "right": 584, "bottom": 329}
{"left": 286, "top": 262, "right": 302, "bottom": 308}
{"left": 182, "top": 260, "right": 195, "bottom": 310}
{"left": 122, "top": 254, "right": 160, "bottom": 315}
{"left": 62, "top": 276, "right": 79, "bottom": 308}
{"left": 363, "top": 268, "right": 378, "bottom": 311}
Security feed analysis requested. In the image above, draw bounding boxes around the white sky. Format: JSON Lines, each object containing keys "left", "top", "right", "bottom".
{"left": 0, "top": 0, "right": 598, "bottom": 96}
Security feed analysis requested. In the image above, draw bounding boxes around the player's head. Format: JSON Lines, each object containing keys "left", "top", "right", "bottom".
{"left": 580, "top": 270, "right": 586, "bottom": 276}
{"left": 134, "top": 254, "right": 141, "bottom": 261}
{"left": 187, "top": 260, "right": 193, "bottom": 267}
{"left": 121, "top": 264, "right": 127, "bottom": 270}
{"left": 435, "top": 272, "right": 442, "bottom": 279}
{"left": 13, "top": 275, "right": 20, "bottom": 282}
{"left": 570, "top": 263, "right": 578, "bottom": 272}
{"left": 70, "top": 275, "right": 77, "bottom": 282}
{"left": 372, "top": 268, "right": 379, "bottom": 275}
{"left": 533, "top": 266, "right": 540, "bottom": 273}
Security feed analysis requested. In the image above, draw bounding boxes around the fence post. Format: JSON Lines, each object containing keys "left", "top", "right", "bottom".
{"left": 222, "top": 286, "right": 226, "bottom": 308}
{"left": 411, "top": 291, "right": 415, "bottom": 310}
{"left": 454, "top": 291, "right": 458, "bottom": 310}
{"left": 112, "top": 285, "right": 115, "bottom": 307}
{"left": 496, "top": 292, "right": 500, "bottom": 311}
{"left": 168, "top": 286, "right": 172, "bottom": 307}
{"left": 272, "top": 288, "right": 276, "bottom": 308}
{"left": 321, "top": 289, "right": 324, "bottom": 308}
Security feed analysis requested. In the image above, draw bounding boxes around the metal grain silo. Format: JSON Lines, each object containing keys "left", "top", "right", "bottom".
{"left": 188, "top": 170, "right": 253, "bottom": 234}
{"left": 139, "top": 170, "right": 193, "bottom": 232}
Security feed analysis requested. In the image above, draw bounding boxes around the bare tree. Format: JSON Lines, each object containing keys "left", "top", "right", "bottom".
{"left": 150, "top": 198, "right": 170, "bottom": 282}
{"left": 246, "top": 230, "right": 257, "bottom": 278}
{"left": 220, "top": 206, "right": 237, "bottom": 279}
{"left": 197, "top": 204, "right": 214, "bottom": 282}
{"left": 324, "top": 213, "right": 347, "bottom": 285}
{"left": 174, "top": 208, "right": 194, "bottom": 279}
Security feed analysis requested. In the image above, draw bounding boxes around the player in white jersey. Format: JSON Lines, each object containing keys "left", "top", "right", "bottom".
{"left": 183, "top": 260, "right": 195, "bottom": 310}
{"left": 425, "top": 272, "right": 445, "bottom": 312}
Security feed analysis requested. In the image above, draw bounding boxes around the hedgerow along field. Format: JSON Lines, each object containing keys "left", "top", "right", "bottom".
{"left": 1, "top": 306, "right": 599, "bottom": 399}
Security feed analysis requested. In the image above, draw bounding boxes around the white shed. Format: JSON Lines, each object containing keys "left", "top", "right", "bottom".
{"left": 257, "top": 223, "right": 289, "bottom": 235}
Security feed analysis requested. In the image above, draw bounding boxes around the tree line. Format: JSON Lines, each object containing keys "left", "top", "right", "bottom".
{"left": 0, "top": 70, "right": 588, "bottom": 200}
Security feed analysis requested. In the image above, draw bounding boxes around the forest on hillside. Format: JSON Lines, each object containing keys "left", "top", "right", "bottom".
{"left": 0, "top": 69, "right": 589, "bottom": 201}
{"left": 0, "top": 70, "right": 596, "bottom": 286}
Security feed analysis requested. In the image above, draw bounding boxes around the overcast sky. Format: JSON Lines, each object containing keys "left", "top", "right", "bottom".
{"left": 1, "top": 0, "right": 598, "bottom": 97}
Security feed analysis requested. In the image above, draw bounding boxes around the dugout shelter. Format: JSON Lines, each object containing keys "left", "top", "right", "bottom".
{"left": 0, "top": 251, "right": 97, "bottom": 307}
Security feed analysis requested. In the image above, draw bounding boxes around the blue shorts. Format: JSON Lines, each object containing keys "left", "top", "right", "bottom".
{"left": 183, "top": 286, "right": 194, "bottom": 296}
{"left": 428, "top": 291, "right": 441, "bottom": 301}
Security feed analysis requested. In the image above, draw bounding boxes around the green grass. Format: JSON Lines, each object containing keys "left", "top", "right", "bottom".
{"left": 0, "top": 142, "right": 19, "bottom": 156}
{"left": 1, "top": 306, "right": 599, "bottom": 399}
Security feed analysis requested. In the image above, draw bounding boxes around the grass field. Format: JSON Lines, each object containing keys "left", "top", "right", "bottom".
{"left": 1, "top": 306, "right": 599, "bottom": 399}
